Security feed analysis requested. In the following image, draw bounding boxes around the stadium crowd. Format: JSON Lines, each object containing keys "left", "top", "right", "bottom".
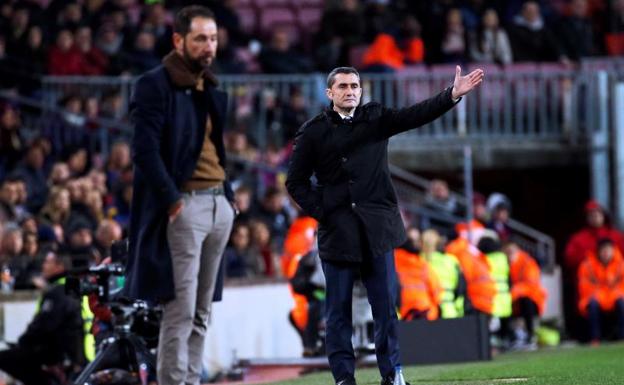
{"left": 0, "top": 1, "right": 622, "bottom": 376}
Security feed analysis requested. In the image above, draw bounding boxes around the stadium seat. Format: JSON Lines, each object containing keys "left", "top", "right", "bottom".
{"left": 505, "top": 62, "right": 539, "bottom": 74}
{"left": 237, "top": 7, "right": 258, "bottom": 35}
{"left": 605, "top": 33, "right": 624, "bottom": 56}
{"left": 254, "top": 0, "right": 291, "bottom": 8}
{"left": 297, "top": 7, "right": 323, "bottom": 32}
{"left": 260, "top": 7, "right": 297, "bottom": 33}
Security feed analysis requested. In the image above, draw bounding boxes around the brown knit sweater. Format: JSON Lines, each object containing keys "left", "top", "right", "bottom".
{"left": 162, "top": 51, "right": 225, "bottom": 191}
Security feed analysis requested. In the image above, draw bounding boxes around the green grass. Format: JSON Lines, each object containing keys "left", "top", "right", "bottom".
{"left": 266, "top": 342, "right": 624, "bottom": 385}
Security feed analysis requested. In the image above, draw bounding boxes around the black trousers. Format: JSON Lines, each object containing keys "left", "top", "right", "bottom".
{"left": 321, "top": 249, "right": 400, "bottom": 383}
{"left": 0, "top": 346, "right": 53, "bottom": 385}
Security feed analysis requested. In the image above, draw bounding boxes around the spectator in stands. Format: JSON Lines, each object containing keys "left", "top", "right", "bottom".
{"left": 93, "top": 218, "right": 122, "bottom": 261}
{"left": 399, "top": 15, "right": 425, "bottom": 64}
{"left": 280, "top": 89, "right": 308, "bottom": 144}
{"left": 473, "top": 192, "right": 489, "bottom": 225}
{"left": 55, "top": 2, "right": 83, "bottom": 33}
{"left": 363, "top": 0, "right": 397, "bottom": 43}
{"left": 420, "top": 179, "right": 461, "bottom": 241}
{"left": 13, "top": 143, "right": 48, "bottom": 213}
{"left": 254, "top": 186, "right": 291, "bottom": 250}
{"left": 0, "top": 225, "right": 23, "bottom": 265}
{"left": 565, "top": 200, "right": 624, "bottom": 279}
{"left": 43, "top": 95, "right": 88, "bottom": 157}
{"left": 578, "top": 238, "right": 624, "bottom": 343}
{"left": 249, "top": 219, "right": 276, "bottom": 277}
{"left": 213, "top": 27, "right": 246, "bottom": 74}
{"left": 5, "top": 5, "right": 30, "bottom": 56}
{"left": 469, "top": 8, "right": 513, "bottom": 65}
{"left": 0, "top": 177, "right": 20, "bottom": 223}
{"left": 259, "top": 28, "right": 314, "bottom": 74}
{"left": 224, "top": 222, "right": 261, "bottom": 278}
{"left": 0, "top": 251, "right": 84, "bottom": 385}
{"left": 11, "top": 25, "right": 46, "bottom": 95}
{"left": 105, "top": 141, "right": 130, "bottom": 191}
{"left": 0, "top": 103, "right": 24, "bottom": 173}
{"left": 441, "top": 8, "right": 468, "bottom": 63}
{"left": 47, "top": 28, "right": 84, "bottom": 75}
{"left": 608, "top": 0, "right": 624, "bottom": 33}
{"left": 233, "top": 185, "right": 253, "bottom": 224}
{"left": 65, "top": 218, "right": 95, "bottom": 263}
{"left": 48, "top": 161, "right": 71, "bottom": 187}
{"left": 504, "top": 241, "right": 546, "bottom": 350}
{"left": 140, "top": 1, "right": 173, "bottom": 57}
{"left": 315, "top": 0, "right": 365, "bottom": 71}
{"left": 96, "top": 23, "right": 124, "bottom": 73}
{"left": 508, "top": 1, "right": 567, "bottom": 63}
{"left": 123, "top": 29, "right": 161, "bottom": 75}
{"left": 39, "top": 185, "right": 71, "bottom": 230}
{"left": 209, "top": 0, "right": 243, "bottom": 43}
{"left": 75, "top": 25, "right": 109, "bottom": 75}
{"left": 9, "top": 230, "right": 42, "bottom": 290}
{"left": 66, "top": 147, "right": 90, "bottom": 178}
{"left": 556, "top": 0, "right": 596, "bottom": 61}
{"left": 487, "top": 201, "right": 512, "bottom": 242}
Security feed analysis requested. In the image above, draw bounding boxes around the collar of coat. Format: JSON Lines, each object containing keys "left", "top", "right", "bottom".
{"left": 324, "top": 102, "right": 366, "bottom": 124}
{"left": 162, "top": 50, "right": 218, "bottom": 88}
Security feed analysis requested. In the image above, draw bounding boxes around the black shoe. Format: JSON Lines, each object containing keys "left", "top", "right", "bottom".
{"left": 337, "top": 378, "right": 357, "bottom": 385}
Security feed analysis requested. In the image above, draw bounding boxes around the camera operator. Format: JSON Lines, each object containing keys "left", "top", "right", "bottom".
{"left": 0, "top": 250, "right": 85, "bottom": 385}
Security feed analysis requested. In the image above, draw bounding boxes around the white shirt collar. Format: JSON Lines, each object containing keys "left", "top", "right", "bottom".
{"left": 337, "top": 108, "right": 355, "bottom": 120}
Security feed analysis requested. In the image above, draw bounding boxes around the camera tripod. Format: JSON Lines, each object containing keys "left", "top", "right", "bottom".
{"left": 72, "top": 301, "right": 157, "bottom": 385}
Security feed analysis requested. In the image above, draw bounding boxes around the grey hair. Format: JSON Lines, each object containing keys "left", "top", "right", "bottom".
{"left": 326, "top": 67, "right": 360, "bottom": 88}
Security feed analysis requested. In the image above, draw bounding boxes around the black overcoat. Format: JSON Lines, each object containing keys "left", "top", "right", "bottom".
{"left": 124, "top": 65, "right": 233, "bottom": 303}
{"left": 286, "top": 87, "right": 458, "bottom": 262}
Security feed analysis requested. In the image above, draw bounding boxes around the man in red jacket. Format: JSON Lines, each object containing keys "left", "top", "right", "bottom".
{"left": 564, "top": 200, "right": 624, "bottom": 340}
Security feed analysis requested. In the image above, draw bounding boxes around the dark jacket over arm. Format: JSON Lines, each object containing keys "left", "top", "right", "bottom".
{"left": 286, "top": 87, "right": 457, "bottom": 262}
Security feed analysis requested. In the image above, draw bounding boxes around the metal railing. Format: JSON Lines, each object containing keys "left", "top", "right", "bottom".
{"left": 39, "top": 62, "right": 623, "bottom": 149}
{"left": 389, "top": 164, "right": 556, "bottom": 272}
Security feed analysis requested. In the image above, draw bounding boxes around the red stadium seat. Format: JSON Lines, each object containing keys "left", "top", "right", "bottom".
{"left": 606, "top": 33, "right": 624, "bottom": 56}
{"left": 260, "top": 7, "right": 296, "bottom": 32}
{"left": 254, "top": 0, "right": 291, "bottom": 8}
{"left": 237, "top": 7, "right": 258, "bottom": 35}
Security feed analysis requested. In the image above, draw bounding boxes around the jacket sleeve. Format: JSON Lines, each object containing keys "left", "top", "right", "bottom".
{"left": 379, "top": 87, "right": 458, "bottom": 139}
{"left": 285, "top": 124, "right": 324, "bottom": 221}
{"left": 130, "top": 74, "right": 181, "bottom": 210}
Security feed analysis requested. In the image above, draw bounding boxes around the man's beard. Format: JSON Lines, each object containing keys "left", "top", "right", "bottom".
{"left": 183, "top": 43, "right": 211, "bottom": 73}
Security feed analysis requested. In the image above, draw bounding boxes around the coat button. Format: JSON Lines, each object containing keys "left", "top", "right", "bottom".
{"left": 351, "top": 202, "right": 356, "bottom": 209}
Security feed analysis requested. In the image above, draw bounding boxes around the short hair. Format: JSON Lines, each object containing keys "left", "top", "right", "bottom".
{"left": 326, "top": 67, "right": 360, "bottom": 88}
{"left": 174, "top": 5, "right": 215, "bottom": 36}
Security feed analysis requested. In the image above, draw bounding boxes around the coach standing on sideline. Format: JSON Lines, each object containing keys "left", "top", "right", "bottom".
{"left": 124, "top": 6, "right": 235, "bottom": 385}
{"left": 286, "top": 66, "right": 483, "bottom": 385}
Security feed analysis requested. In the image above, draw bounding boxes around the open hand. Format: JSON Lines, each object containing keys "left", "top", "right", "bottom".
{"left": 452, "top": 65, "right": 484, "bottom": 100}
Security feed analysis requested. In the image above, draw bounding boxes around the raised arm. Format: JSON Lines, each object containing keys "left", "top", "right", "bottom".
{"left": 381, "top": 66, "right": 484, "bottom": 138}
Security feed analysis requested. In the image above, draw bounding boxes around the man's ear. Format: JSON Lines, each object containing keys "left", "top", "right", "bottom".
{"left": 325, "top": 88, "right": 332, "bottom": 101}
{"left": 173, "top": 32, "right": 183, "bottom": 51}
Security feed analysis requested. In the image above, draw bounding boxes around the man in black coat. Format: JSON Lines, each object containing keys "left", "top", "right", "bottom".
{"left": 286, "top": 65, "right": 483, "bottom": 385}
{"left": 0, "top": 251, "right": 83, "bottom": 385}
{"left": 124, "top": 5, "right": 236, "bottom": 385}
